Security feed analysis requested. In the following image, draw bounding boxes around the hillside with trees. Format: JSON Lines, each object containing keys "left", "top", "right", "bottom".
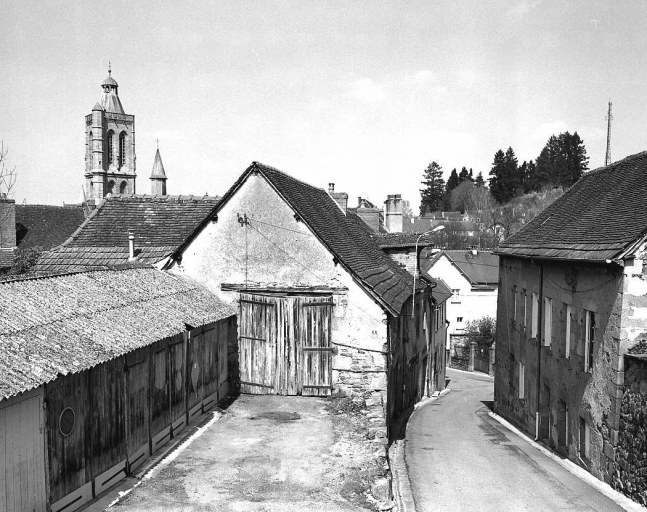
{"left": 418, "top": 131, "right": 587, "bottom": 247}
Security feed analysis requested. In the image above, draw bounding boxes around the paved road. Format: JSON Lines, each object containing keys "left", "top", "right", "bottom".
{"left": 405, "top": 369, "right": 626, "bottom": 512}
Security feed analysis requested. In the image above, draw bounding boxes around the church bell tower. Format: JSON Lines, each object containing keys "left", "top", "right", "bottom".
{"left": 84, "top": 65, "right": 136, "bottom": 200}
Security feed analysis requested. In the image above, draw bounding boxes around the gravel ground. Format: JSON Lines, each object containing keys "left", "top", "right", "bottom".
{"left": 112, "top": 395, "right": 377, "bottom": 511}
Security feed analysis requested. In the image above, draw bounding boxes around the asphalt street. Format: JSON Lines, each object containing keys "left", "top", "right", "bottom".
{"left": 405, "top": 369, "right": 627, "bottom": 512}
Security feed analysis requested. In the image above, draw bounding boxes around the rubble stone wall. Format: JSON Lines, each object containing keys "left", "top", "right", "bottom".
{"left": 612, "top": 356, "right": 647, "bottom": 506}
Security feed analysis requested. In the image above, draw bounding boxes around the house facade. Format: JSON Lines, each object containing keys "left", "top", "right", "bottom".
{"left": 0, "top": 267, "right": 235, "bottom": 512}
{"left": 494, "top": 151, "right": 647, "bottom": 500}
{"left": 424, "top": 250, "right": 498, "bottom": 368}
{"left": 166, "top": 162, "right": 444, "bottom": 434}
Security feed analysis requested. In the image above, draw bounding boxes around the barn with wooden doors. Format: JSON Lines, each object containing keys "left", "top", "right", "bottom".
{"left": 165, "top": 162, "right": 445, "bottom": 437}
{"left": 0, "top": 267, "right": 235, "bottom": 512}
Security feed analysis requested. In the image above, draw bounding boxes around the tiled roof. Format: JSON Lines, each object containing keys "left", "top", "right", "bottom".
{"left": 372, "top": 232, "right": 438, "bottom": 249}
{"left": 423, "top": 250, "right": 499, "bottom": 286}
{"left": 15, "top": 204, "right": 86, "bottom": 251}
{"left": 32, "top": 194, "right": 218, "bottom": 273}
{"left": 176, "top": 162, "right": 419, "bottom": 315}
{"left": 0, "top": 267, "right": 234, "bottom": 400}
{"left": 0, "top": 248, "right": 13, "bottom": 269}
{"left": 429, "top": 276, "right": 452, "bottom": 304}
{"left": 497, "top": 151, "right": 647, "bottom": 261}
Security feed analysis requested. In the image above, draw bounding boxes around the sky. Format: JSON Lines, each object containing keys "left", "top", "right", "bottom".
{"left": 1, "top": 0, "right": 646, "bottom": 210}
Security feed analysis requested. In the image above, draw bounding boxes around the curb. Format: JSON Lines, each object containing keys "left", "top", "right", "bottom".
{"left": 390, "top": 388, "right": 452, "bottom": 512}
{"left": 488, "top": 411, "right": 647, "bottom": 512}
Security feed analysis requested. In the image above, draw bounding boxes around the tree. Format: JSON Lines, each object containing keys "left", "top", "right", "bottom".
{"left": 0, "top": 141, "right": 17, "bottom": 250}
{"left": 446, "top": 168, "right": 459, "bottom": 192}
{"left": 458, "top": 166, "right": 471, "bottom": 183}
{"left": 488, "top": 149, "right": 507, "bottom": 203}
{"left": 420, "top": 162, "right": 445, "bottom": 215}
{"left": 465, "top": 316, "right": 496, "bottom": 350}
{"left": 450, "top": 180, "right": 476, "bottom": 212}
{"left": 443, "top": 168, "right": 460, "bottom": 211}
{"left": 0, "top": 142, "right": 16, "bottom": 197}
{"left": 475, "top": 171, "right": 485, "bottom": 187}
{"left": 504, "top": 147, "right": 521, "bottom": 197}
{"left": 534, "top": 132, "right": 589, "bottom": 190}
{"left": 8, "top": 248, "right": 42, "bottom": 275}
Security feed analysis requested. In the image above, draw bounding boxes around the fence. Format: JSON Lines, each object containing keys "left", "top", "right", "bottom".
{"left": 449, "top": 339, "right": 495, "bottom": 376}
{"left": 46, "top": 315, "right": 236, "bottom": 512}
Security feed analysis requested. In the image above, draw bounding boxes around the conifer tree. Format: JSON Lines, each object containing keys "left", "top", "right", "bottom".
{"left": 475, "top": 171, "right": 485, "bottom": 187}
{"left": 446, "top": 168, "right": 459, "bottom": 192}
{"left": 458, "top": 166, "right": 470, "bottom": 183}
{"left": 504, "top": 147, "right": 520, "bottom": 198}
{"left": 420, "top": 161, "right": 446, "bottom": 215}
{"left": 488, "top": 150, "right": 507, "bottom": 203}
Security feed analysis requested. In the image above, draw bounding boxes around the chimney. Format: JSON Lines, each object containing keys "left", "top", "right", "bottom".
{"left": 328, "top": 183, "right": 348, "bottom": 214}
{"left": 356, "top": 196, "right": 380, "bottom": 233}
{"left": 0, "top": 194, "right": 16, "bottom": 248}
{"left": 384, "top": 194, "right": 403, "bottom": 233}
{"left": 128, "top": 230, "right": 135, "bottom": 260}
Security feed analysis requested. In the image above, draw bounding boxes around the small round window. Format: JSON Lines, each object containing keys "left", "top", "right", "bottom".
{"left": 59, "top": 407, "right": 75, "bottom": 436}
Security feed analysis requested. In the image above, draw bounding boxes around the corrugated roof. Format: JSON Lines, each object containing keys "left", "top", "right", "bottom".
{"left": 15, "top": 204, "right": 86, "bottom": 251}
{"left": 32, "top": 195, "right": 218, "bottom": 273}
{"left": 0, "top": 267, "right": 234, "bottom": 400}
{"left": 175, "top": 162, "right": 418, "bottom": 315}
{"left": 497, "top": 151, "right": 647, "bottom": 261}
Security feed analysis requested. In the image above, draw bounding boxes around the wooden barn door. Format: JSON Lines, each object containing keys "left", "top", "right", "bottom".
{"left": 239, "top": 293, "right": 277, "bottom": 394}
{"left": 238, "top": 293, "right": 333, "bottom": 396}
{"left": 299, "top": 297, "right": 333, "bottom": 396}
{"left": 0, "top": 388, "right": 47, "bottom": 512}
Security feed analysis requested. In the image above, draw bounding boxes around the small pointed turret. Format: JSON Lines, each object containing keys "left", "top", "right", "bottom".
{"left": 150, "top": 145, "right": 167, "bottom": 195}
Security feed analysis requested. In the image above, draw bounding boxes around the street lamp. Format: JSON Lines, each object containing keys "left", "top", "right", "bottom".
{"left": 411, "top": 225, "right": 445, "bottom": 320}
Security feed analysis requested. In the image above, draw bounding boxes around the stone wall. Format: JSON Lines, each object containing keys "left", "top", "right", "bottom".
{"left": 612, "top": 355, "right": 647, "bottom": 506}
{"left": 494, "top": 256, "right": 624, "bottom": 482}
{"left": 451, "top": 342, "right": 470, "bottom": 370}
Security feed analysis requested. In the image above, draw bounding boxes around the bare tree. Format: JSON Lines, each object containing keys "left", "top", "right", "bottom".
{"left": 0, "top": 141, "right": 17, "bottom": 252}
{"left": 0, "top": 142, "right": 17, "bottom": 197}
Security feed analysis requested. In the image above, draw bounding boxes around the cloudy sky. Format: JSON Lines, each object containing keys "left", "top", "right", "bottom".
{"left": 2, "top": 1, "right": 645, "bottom": 209}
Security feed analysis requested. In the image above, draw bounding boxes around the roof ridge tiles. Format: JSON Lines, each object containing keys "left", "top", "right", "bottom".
{"left": 252, "top": 162, "right": 329, "bottom": 194}
{"left": 584, "top": 150, "right": 647, "bottom": 178}
{"left": 108, "top": 193, "right": 216, "bottom": 201}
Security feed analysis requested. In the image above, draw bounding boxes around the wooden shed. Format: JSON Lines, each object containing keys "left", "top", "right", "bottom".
{"left": 0, "top": 267, "right": 235, "bottom": 512}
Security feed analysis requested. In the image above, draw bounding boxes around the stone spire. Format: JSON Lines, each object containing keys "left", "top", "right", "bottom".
{"left": 150, "top": 144, "right": 167, "bottom": 195}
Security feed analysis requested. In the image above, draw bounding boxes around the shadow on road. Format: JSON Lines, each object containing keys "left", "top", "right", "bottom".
{"left": 390, "top": 406, "right": 414, "bottom": 442}
{"left": 481, "top": 400, "right": 494, "bottom": 412}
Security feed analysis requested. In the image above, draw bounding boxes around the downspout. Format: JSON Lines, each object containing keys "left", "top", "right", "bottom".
{"left": 426, "top": 282, "right": 437, "bottom": 398}
{"left": 386, "top": 314, "right": 392, "bottom": 440}
{"left": 535, "top": 262, "right": 544, "bottom": 440}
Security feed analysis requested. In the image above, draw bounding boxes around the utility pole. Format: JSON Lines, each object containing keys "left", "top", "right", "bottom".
{"left": 605, "top": 101, "right": 613, "bottom": 166}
